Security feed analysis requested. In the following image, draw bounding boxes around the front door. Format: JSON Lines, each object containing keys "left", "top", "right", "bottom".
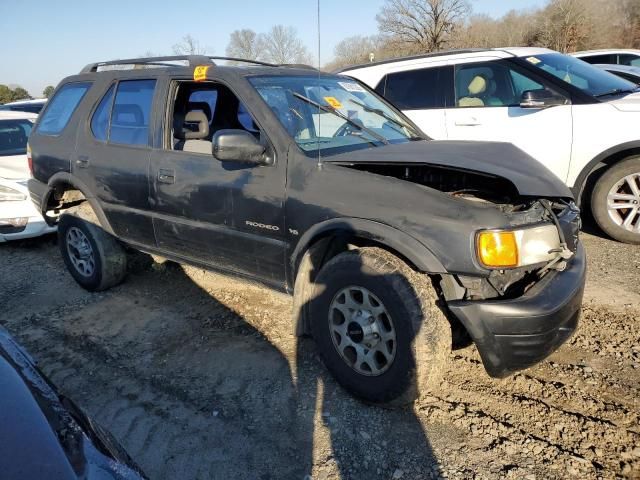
{"left": 74, "top": 78, "right": 158, "bottom": 245}
{"left": 150, "top": 80, "right": 287, "bottom": 286}
{"left": 445, "top": 59, "right": 573, "bottom": 182}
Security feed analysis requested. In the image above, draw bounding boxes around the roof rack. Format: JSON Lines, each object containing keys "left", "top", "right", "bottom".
{"left": 80, "top": 55, "right": 278, "bottom": 73}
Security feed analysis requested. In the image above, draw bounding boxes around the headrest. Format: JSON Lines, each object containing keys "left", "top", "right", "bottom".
{"left": 112, "top": 104, "right": 144, "bottom": 125}
{"left": 187, "top": 101, "right": 212, "bottom": 120}
{"left": 467, "top": 75, "right": 487, "bottom": 95}
{"left": 176, "top": 110, "right": 209, "bottom": 139}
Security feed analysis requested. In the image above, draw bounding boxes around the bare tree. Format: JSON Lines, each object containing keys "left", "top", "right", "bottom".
{"left": 172, "top": 35, "right": 207, "bottom": 55}
{"left": 259, "top": 25, "right": 313, "bottom": 64}
{"left": 376, "top": 0, "right": 471, "bottom": 52}
{"left": 536, "top": 0, "right": 591, "bottom": 52}
{"left": 225, "top": 29, "right": 263, "bottom": 60}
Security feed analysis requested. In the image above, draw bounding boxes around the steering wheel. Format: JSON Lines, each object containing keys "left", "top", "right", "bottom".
{"left": 333, "top": 122, "right": 358, "bottom": 138}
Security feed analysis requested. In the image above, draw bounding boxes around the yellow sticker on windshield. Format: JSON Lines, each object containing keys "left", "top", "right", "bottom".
{"left": 324, "top": 96, "right": 343, "bottom": 109}
{"left": 193, "top": 65, "right": 210, "bottom": 82}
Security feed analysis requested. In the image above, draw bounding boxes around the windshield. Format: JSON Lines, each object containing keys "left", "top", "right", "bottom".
{"left": 249, "top": 75, "right": 421, "bottom": 154}
{"left": 523, "top": 53, "right": 639, "bottom": 98}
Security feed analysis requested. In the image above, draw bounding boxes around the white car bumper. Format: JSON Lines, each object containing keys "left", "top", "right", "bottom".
{"left": 0, "top": 180, "right": 56, "bottom": 242}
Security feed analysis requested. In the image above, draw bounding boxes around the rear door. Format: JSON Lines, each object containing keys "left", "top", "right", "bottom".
{"left": 74, "top": 78, "right": 158, "bottom": 246}
{"left": 444, "top": 58, "right": 573, "bottom": 182}
{"left": 377, "top": 62, "right": 452, "bottom": 139}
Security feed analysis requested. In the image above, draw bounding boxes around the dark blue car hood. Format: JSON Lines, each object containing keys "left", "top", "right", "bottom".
{"left": 0, "top": 327, "right": 145, "bottom": 480}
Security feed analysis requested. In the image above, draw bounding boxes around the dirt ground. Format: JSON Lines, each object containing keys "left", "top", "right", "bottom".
{"left": 0, "top": 229, "right": 639, "bottom": 480}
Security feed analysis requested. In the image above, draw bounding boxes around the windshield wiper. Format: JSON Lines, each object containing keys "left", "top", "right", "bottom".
{"left": 595, "top": 88, "right": 638, "bottom": 98}
{"left": 291, "top": 92, "right": 389, "bottom": 145}
{"left": 347, "top": 99, "right": 424, "bottom": 139}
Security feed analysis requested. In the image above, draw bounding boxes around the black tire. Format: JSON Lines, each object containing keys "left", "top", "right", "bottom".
{"left": 58, "top": 214, "right": 127, "bottom": 291}
{"left": 591, "top": 157, "right": 640, "bottom": 244}
{"left": 308, "top": 247, "right": 451, "bottom": 407}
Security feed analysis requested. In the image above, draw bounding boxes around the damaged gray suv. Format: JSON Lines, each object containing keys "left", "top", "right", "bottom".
{"left": 28, "top": 55, "right": 585, "bottom": 406}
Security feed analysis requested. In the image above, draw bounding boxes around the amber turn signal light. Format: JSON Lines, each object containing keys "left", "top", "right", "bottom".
{"left": 477, "top": 231, "right": 519, "bottom": 268}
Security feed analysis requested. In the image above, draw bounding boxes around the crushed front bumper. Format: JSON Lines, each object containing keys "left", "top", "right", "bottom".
{"left": 448, "top": 243, "right": 585, "bottom": 378}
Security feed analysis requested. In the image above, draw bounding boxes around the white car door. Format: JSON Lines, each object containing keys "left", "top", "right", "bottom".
{"left": 444, "top": 58, "right": 573, "bottom": 183}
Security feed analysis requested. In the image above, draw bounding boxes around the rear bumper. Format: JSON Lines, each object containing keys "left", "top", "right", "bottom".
{"left": 448, "top": 243, "right": 586, "bottom": 378}
{"left": 27, "top": 178, "right": 48, "bottom": 213}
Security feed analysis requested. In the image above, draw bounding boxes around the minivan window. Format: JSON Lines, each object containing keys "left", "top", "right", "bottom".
{"left": 37, "top": 83, "right": 90, "bottom": 135}
{"left": 109, "top": 79, "right": 156, "bottom": 146}
{"left": 91, "top": 84, "right": 115, "bottom": 142}
{"left": 383, "top": 66, "right": 451, "bottom": 110}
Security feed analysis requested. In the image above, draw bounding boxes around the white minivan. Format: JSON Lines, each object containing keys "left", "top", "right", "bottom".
{"left": 341, "top": 48, "right": 640, "bottom": 243}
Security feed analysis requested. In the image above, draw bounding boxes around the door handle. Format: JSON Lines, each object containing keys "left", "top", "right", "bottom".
{"left": 76, "top": 155, "right": 89, "bottom": 168}
{"left": 157, "top": 169, "right": 175, "bottom": 184}
{"left": 454, "top": 117, "right": 481, "bottom": 126}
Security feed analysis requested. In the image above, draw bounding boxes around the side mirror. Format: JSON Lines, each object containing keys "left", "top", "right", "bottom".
{"left": 520, "top": 89, "right": 567, "bottom": 109}
{"left": 212, "top": 129, "right": 268, "bottom": 165}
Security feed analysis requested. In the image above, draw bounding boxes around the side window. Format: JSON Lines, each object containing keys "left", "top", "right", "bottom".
{"left": 171, "top": 81, "right": 262, "bottom": 154}
{"left": 618, "top": 54, "right": 640, "bottom": 67}
{"left": 384, "top": 66, "right": 449, "bottom": 110}
{"left": 580, "top": 54, "right": 615, "bottom": 65}
{"left": 109, "top": 79, "right": 156, "bottom": 147}
{"left": 509, "top": 70, "right": 545, "bottom": 99}
{"left": 455, "top": 61, "right": 547, "bottom": 108}
{"left": 90, "top": 84, "right": 115, "bottom": 142}
{"left": 37, "top": 82, "right": 91, "bottom": 135}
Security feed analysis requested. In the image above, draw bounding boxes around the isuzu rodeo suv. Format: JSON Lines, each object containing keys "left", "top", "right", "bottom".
{"left": 28, "top": 55, "right": 585, "bottom": 406}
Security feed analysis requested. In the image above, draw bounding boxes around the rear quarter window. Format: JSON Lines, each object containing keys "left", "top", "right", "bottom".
{"left": 37, "top": 82, "right": 91, "bottom": 135}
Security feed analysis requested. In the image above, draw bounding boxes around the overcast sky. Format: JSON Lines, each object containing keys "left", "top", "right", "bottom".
{"left": 1, "top": 0, "right": 548, "bottom": 96}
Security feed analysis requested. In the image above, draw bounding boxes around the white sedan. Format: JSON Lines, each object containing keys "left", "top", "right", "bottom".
{"left": 0, "top": 111, "right": 56, "bottom": 242}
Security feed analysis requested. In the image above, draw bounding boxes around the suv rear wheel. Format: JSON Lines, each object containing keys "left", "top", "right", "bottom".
{"left": 592, "top": 157, "right": 640, "bottom": 244}
{"left": 58, "top": 214, "right": 127, "bottom": 291}
{"left": 308, "top": 247, "right": 450, "bottom": 406}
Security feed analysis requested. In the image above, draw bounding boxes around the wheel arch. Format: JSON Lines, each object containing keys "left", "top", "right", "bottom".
{"left": 290, "top": 218, "right": 447, "bottom": 336}
{"left": 572, "top": 141, "right": 640, "bottom": 207}
{"left": 43, "top": 172, "right": 114, "bottom": 234}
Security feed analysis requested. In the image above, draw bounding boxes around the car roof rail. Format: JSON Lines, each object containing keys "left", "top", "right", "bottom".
{"left": 80, "top": 55, "right": 277, "bottom": 73}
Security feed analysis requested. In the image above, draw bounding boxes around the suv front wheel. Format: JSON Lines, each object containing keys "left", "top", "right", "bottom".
{"left": 592, "top": 157, "right": 640, "bottom": 244}
{"left": 58, "top": 214, "right": 127, "bottom": 291}
{"left": 308, "top": 247, "right": 451, "bottom": 407}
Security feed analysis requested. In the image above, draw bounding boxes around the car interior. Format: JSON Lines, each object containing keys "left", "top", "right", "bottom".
{"left": 171, "top": 82, "right": 260, "bottom": 154}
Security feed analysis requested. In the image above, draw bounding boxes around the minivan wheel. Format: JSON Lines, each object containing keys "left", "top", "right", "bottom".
{"left": 58, "top": 214, "right": 127, "bottom": 291}
{"left": 592, "top": 157, "right": 640, "bottom": 244}
{"left": 309, "top": 248, "right": 451, "bottom": 407}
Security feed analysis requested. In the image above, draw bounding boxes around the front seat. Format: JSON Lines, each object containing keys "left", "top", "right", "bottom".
{"left": 174, "top": 111, "right": 212, "bottom": 154}
{"left": 458, "top": 75, "right": 488, "bottom": 107}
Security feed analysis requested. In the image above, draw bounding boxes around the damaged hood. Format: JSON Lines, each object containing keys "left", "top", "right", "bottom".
{"left": 325, "top": 140, "right": 573, "bottom": 198}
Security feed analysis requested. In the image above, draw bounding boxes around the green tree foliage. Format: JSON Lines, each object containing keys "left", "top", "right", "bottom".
{"left": 43, "top": 86, "right": 55, "bottom": 98}
{"left": 0, "top": 85, "right": 32, "bottom": 104}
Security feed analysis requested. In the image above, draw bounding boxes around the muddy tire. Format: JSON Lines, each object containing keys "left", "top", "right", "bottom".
{"left": 591, "top": 157, "right": 640, "bottom": 244}
{"left": 58, "top": 214, "right": 127, "bottom": 291}
{"left": 308, "top": 247, "right": 451, "bottom": 407}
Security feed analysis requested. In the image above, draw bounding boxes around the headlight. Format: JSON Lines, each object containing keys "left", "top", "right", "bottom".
{"left": 0, "top": 185, "right": 27, "bottom": 202}
{"left": 477, "top": 225, "right": 561, "bottom": 269}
